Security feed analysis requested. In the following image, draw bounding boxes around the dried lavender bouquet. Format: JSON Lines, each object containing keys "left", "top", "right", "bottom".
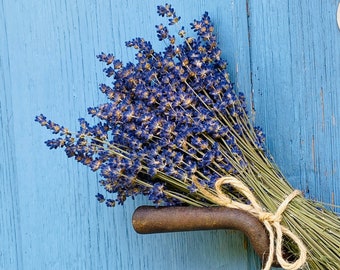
{"left": 36, "top": 4, "right": 340, "bottom": 270}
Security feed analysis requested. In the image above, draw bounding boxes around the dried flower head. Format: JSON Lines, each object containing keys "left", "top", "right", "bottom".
{"left": 37, "top": 4, "right": 265, "bottom": 207}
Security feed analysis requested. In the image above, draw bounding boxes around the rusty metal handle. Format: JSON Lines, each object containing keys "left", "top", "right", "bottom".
{"left": 132, "top": 206, "right": 277, "bottom": 265}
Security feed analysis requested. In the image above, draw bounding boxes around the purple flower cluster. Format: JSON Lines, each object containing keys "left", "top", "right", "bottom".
{"left": 36, "top": 4, "right": 265, "bottom": 207}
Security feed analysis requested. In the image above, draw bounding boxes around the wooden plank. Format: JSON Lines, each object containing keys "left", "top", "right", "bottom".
{"left": 0, "top": 1, "right": 23, "bottom": 268}
{"left": 1, "top": 0, "right": 264, "bottom": 269}
{"left": 247, "top": 1, "right": 340, "bottom": 209}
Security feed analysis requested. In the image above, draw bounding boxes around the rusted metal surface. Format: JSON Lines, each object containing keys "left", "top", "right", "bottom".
{"left": 132, "top": 206, "right": 279, "bottom": 266}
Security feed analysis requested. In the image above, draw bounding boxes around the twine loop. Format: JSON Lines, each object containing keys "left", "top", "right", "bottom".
{"left": 193, "top": 176, "right": 307, "bottom": 270}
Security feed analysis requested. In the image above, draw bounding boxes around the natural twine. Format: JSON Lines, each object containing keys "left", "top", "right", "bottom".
{"left": 192, "top": 176, "right": 307, "bottom": 270}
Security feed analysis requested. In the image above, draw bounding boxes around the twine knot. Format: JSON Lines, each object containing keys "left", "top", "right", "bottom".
{"left": 192, "top": 176, "right": 307, "bottom": 270}
{"left": 258, "top": 190, "right": 302, "bottom": 226}
{"left": 258, "top": 212, "right": 281, "bottom": 223}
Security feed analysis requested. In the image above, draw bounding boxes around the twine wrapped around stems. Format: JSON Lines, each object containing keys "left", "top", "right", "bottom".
{"left": 192, "top": 176, "right": 307, "bottom": 270}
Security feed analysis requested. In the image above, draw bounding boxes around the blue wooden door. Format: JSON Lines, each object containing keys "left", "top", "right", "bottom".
{"left": 1, "top": 1, "right": 339, "bottom": 269}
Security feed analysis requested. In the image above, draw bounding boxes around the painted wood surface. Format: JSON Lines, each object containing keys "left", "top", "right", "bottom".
{"left": 1, "top": 0, "right": 339, "bottom": 269}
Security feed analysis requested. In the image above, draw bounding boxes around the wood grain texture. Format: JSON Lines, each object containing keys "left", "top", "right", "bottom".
{"left": 0, "top": 1, "right": 23, "bottom": 269}
{"left": 1, "top": 0, "right": 339, "bottom": 269}
{"left": 248, "top": 1, "right": 340, "bottom": 207}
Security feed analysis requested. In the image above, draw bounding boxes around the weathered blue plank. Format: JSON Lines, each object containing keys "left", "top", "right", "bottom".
{"left": 248, "top": 0, "right": 340, "bottom": 207}
{"left": 0, "top": 1, "right": 23, "bottom": 269}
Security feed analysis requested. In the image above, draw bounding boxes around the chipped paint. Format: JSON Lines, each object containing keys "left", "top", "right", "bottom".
{"left": 320, "top": 87, "right": 325, "bottom": 131}
{"left": 337, "top": 2, "right": 340, "bottom": 30}
{"left": 332, "top": 113, "right": 337, "bottom": 126}
{"left": 312, "top": 135, "right": 317, "bottom": 172}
